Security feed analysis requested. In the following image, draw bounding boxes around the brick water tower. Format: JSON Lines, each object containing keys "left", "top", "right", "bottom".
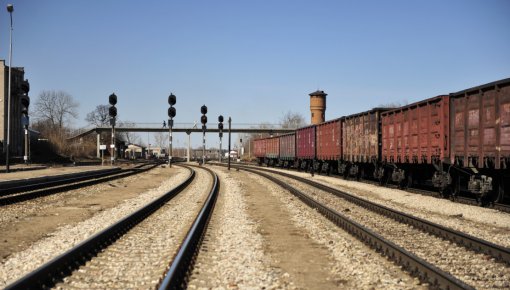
{"left": 309, "top": 90, "right": 327, "bottom": 124}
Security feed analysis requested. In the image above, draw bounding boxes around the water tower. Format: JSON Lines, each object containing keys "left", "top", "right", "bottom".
{"left": 309, "top": 90, "right": 327, "bottom": 124}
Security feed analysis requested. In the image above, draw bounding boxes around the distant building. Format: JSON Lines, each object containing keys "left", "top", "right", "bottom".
{"left": 124, "top": 143, "right": 144, "bottom": 159}
{"left": 0, "top": 59, "right": 30, "bottom": 157}
{"left": 309, "top": 90, "right": 327, "bottom": 125}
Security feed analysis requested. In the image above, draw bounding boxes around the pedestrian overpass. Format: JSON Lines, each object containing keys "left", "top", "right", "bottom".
{"left": 68, "top": 123, "right": 295, "bottom": 159}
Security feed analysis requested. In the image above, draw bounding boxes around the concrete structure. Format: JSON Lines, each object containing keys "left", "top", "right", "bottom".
{"left": 124, "top": 144, "right": 144, "bottom": 159}
{"left": 0, "top": 60, "right": 30, "bottom": 157}
{"left": 309, "top": 90, "right": 327, "bottom": 125}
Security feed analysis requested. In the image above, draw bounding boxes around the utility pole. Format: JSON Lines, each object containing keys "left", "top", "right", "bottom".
{"left": 5, "top": 4, "right": 14, "bottom": 172}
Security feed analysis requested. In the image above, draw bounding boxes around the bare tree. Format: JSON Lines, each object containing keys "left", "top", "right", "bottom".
{"left": 154, "top": 132, "right": 168, "bottom": 149}
{"left": 33, "top": 90, "right": 79, "bottom": 129}
{"left": 377, "top": 100, "right": 408, "bottom": 109}
{"left": 30, "top": 90, "right": 79, "bottom": 158}
{"left": 117, "top": 121, "right": 140, "bottom": 144}
{"left": 280, "top": 111, "right": 306, "bottom": 129}
{"left": 85, "top": 104, "right": 110, "bottom": 127}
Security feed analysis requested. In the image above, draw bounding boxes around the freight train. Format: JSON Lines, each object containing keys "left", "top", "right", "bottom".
{"left": 253, "top": 78, "right": 510, "bottom": 205}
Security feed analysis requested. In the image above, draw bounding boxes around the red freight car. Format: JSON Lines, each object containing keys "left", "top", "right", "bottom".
{"left": 253, "top": 138, "right": 266, "bottom": 164}
{"left": 279, "top": 133, "right": 296, "bottom": 168}
{"left": 341, "top": 108, "right": 390, "bottom": 179}
{"left": 381, "top": 96, "right": 449, "bottom": 187}
{"left": 316, "top": 118, "right": 342, "bottom": 174}
{"left": 296, "top": 125, "right": 316, "bottom": 170}
{"left": 265, "top": 135, "right": 280, "bottom": 166}
{"left": 449, "top": 78, "right": 510, "bottom": 201}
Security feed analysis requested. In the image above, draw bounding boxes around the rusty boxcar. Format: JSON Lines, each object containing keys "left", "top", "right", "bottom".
{"left": 296, "top": 125, "right": 316, "bottom": 170}
{"left": 316, "top": 118, "right": 342, "bottom": 174}
{"left": 265, "top": 135, "right": 280, "bottom": 166}
{"left": 279, "top": 133, "right": 296, "bottom": 167}
{"left": 253, "top": 138, "right": 266, "bottom": 164}
{"left": 381, "top": 96, "right": 450, "bottom": 188}
{"left": 341, "top": 108, "right": 390, "bottom": 179}
{"left": 448, "top": 78, "right": 510, "bottom": 202}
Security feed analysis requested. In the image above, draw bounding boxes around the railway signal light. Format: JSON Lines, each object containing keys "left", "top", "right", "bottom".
{"left": 21, "top": 98, "right": 29, "bottom": 116}
{"left": 168, "top": 93, "right": 177, "bottom": 167}
{"left": 108, "top": 93, "right": 118, "bottom": 165}
{"left": 200, "top": 105, "right": 208, "bottom": 165}
{"left": 218, "top": 115, "right": 224, "bottom": 162}
{"left": 109, "top": 106, "right": 117, "bottom": 118}
{"left": 168, "top": 107, "right": 176, "bottom": 118}
{"left": 108, "top": 93, "right": 117, "bottom": 126}
{"left": 109, "top": 93, "right": 117, "bottom": 106}
{"left": 168, "top": 93, "right": 176, "bottom": 106}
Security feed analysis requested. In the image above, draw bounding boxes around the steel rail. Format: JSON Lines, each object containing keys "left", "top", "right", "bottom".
{"left": 235, "top": 164, "right": 510, "bottom": 264}
{"left": 0, "top": 168, "right": 121, "bottom": 196}
{"left": 238, "top": 160, "right": 510, "bottom": 213}
{"left": 0, "top": 163, "right": 160, "bottom": 206}
{"left": 4, "top": 165, "right": 195, "bottom": 290}
{"left": 158, "top": 165, "right": 220, "bottom": 290}
{"left": 238, "top": 166, "right": 474, "bottom": 290}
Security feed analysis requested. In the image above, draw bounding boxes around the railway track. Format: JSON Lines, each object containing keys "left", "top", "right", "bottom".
{"left": 255, "top": 161, "right": 510, "bottom": 213}
{"left": 0, "top": 162, "right": 160, "bottom": 206}
{"left": 225, "top": 164, "right": 510, "bottom": 289}
{"left": 4, "top": 164, "right": 219, "bottom": 289}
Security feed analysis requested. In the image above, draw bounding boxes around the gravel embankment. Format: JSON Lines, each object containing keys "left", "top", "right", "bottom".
{"left": 53, "top": 167, "right": 212, "bottom": 289}
{"left": 187, "top": 166, "right": 283, "bottom": 289}
{"left": 246, "top": 172, "right": 423, "bottom": 289}
{"left": 262, "top": 167, "right": 510, "bottom": 247}
{"left": 0, "top": 167, "right": 190, "bottom": 288}
{"left": 272, "top": 172, "right": 510, "bottom": 289}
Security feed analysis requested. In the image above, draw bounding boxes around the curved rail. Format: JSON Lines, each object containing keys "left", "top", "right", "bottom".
{"left": 237, "top": 165, "right": 473, "bottom": 290}
{"left": 233, "top": 164, "right": 510, "bottom": 264}
{"left": 158, "top": 165, "right": 220, "bottom": 290}
{"left": 5, "top": 165, "right": 195, "bottom": 290}
{"left": 0, "top": 163, "right": 160, "bottom": 206}
{"left": 0, "top": 168, "right": 121, "bottom": 196}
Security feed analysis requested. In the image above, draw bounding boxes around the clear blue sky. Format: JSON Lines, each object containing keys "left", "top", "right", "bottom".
{"left": 1, "top": 0, "right": 509, "bottom": 148}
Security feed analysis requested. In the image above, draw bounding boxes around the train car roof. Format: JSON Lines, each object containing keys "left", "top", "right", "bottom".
{"left": 450, "top": 78, "right": 510, "bottom": 97}
{"left": 381, "top": 95, "right": 448, "bottom": 115}
{"left": 343, "top": 107, "right": 395, "bottom": 119}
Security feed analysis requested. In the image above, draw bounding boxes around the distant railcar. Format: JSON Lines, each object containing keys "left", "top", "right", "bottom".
{"left": 279, "top": 133, "right": 296, "bottom": 168}
{"left": 381, "top": 95, "right": 450, "bottom": 188}
{"left": 253, "top": 138, "right": 266, "bottom": 165}
{"left": 341, "top": 108, "right": 390, "bottom": 179}
{"left": 316, "top": 118, "right": 342, "bottom": 174}
{"left": 265, "top": 135, "right": 280, "bottom": 166}
{"left": 296, "top": 125, "right": 316, "bottom": 171}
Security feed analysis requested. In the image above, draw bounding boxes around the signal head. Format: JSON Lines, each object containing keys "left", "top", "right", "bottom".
{"left": 109, "top": 93, "right": 117, "bottom": 105}
{"left": 109, "top": 106, "right": 117, "bottom": 117}
{"left": 168, "top": 107, "right": 176, "bottom": 118}
{"left": 168, "top": 93, "right": 176, "bottom": 106}
{"left": 201, "top": 105, "right": 207, "bottom": 115}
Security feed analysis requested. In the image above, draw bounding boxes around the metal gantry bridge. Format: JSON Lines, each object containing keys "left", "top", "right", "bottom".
{"left": 68, "top": 122, "right": 295, "bottom": 160}
{"left": 69, "top": 122, "right": 295, "bottom": 140}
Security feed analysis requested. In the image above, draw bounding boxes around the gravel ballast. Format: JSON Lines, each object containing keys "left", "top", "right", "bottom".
{"left": 0, "top": 167, "right": 190, "bottom": 288}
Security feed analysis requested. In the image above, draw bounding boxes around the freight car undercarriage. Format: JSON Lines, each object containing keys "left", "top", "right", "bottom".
{"left": 259, "top": 156, "right": 509, "bottom": 206}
